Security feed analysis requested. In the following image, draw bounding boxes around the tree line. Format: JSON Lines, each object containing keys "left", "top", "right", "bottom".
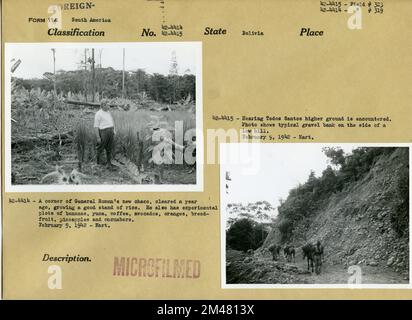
{"left": 13, "top": 67, "right": 196, "bottom": 104}
{"left": 227, "top": 218, "right": 269, "bottom": 252}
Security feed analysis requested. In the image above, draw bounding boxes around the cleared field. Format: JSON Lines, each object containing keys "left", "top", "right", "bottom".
{"left": 11, "top": 90, "right": 197, "bottom": 185}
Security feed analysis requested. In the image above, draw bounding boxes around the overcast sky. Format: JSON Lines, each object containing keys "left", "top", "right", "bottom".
{"left": 8, "top": 43, "right": 198, "bottom": 79}
{"left": 221, "top": 144, "right": 357, "bottom": 213}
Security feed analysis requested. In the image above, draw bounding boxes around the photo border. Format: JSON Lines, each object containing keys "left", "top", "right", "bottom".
{"left": 220, "top": 142, "right": 412, "bottom": 289}
{"left": 4, "top": 42, "right": 203, "bottom": 192}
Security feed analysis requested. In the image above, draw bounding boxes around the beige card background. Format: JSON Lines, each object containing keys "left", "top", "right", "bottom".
{"left": 2, "top": 0, "right": 412, "bottom": 299}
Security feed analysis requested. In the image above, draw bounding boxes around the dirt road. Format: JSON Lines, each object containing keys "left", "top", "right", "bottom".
{"left": 295, "top": 257, "right": 407, "bottom": 284}
{"left": 226, "top": 249, "right": 408, "bottom": 285}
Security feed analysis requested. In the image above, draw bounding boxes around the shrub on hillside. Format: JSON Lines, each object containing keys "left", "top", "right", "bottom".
{"left": 278, "top": 218, "right": 293, "bottom": 242}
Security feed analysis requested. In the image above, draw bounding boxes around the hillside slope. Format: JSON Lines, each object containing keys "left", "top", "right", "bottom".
{"left": 263, "top": 147, "right": 409, "bottom": 277}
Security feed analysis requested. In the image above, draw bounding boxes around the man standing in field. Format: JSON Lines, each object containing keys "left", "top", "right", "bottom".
{"left": 94, "top": 99, "right": 116, "bottom": 170}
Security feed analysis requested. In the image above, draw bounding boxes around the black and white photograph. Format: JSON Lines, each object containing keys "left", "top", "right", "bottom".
{"left": 220, "top": 143, "right": 410, "bottom": 287}
{"left": 5, "top": 42, "right": 203, "bottom": 192}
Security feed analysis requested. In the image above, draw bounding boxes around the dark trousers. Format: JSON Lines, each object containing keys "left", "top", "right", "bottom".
{"left": 96, "top": 127, "right": 114, "bottom": 165}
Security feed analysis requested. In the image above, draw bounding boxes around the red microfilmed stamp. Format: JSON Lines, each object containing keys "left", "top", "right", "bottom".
{"left": 113, "top": 256, "right": 201, "bottom": 279}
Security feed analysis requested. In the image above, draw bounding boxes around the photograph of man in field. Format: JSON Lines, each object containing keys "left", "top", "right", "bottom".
{"left": 94, "top": 99, "right": 116, "bottom": 170}
{"left": 6, "top": 43, "right": 201, "bottom": 190}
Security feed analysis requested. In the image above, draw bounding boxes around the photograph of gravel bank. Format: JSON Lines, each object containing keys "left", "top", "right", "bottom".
{"left": 221, "top": 144, "right": 410, "bottom": 286}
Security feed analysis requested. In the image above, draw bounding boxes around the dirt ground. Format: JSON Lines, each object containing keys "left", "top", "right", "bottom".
{"left": 11, "top": 141, "right": 196, "bottom": 185}
{"left": 226, "top": 249, "right": 408, "bottom": 285}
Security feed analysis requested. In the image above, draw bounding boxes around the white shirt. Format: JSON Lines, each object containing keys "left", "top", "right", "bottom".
{"left": 94, "top": 109, "right": 115, "bottom": 130}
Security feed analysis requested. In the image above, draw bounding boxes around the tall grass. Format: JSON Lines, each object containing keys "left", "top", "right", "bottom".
{"left": 74, "top": 120, "right": 96, "bottom": 168}
{"left": 74, "top": 110, "right": 195, "bottom": 167}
